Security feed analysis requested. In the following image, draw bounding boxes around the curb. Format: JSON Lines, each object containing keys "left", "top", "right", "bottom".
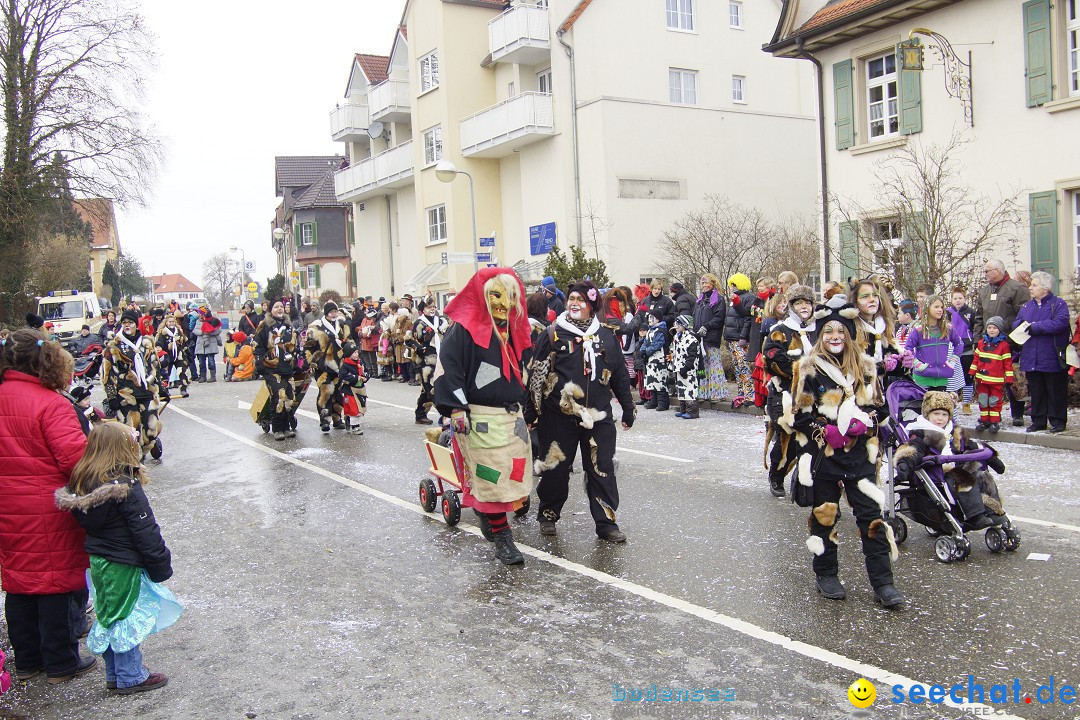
{"left": 697, "top": 399, "right": 1080, "bottom": 451}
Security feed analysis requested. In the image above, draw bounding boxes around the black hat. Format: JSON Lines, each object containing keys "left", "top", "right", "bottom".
{"left": 120, "top": 309, "right": 140, "bottom": 325}
{"left": 323, "top": 301, "right": 338, "bottom": 315}
{"left": 567, "top": 280, "right": 602, "bottom": 312}
{"left": 648, "top": 306, "right": 665, "bottom": 322}
{"left": 341, "top": 340, "right": 358, "bottom": 358}
{"left": 812, "top": 296, "right": 859, "bottom": 337}
{"left": 70, "top": 386, "right": 92, "bottom": 403}
{"left": 669, "top": 282, "right": 685, "bottom": 293}
{"left": 25, "top": 313, "right": 44, "bottom": 329}
{"left": 81, "top": 324, "right": 91, "bottom": 331}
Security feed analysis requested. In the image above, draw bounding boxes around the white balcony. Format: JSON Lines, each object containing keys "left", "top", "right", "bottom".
{"left": 329, "top": 103, "right": 371, "bottom": 144}
{"left": 334, "top": 140, "right": 415, "bottom": 203}
{"left": 369, "top": 79, "right": 411, "bottom": 123}
{"left": 489, "top": 4, "right": 550, "bottom": 65}
{"left": 461, "top": 92, "right": 555, "bottom": 158}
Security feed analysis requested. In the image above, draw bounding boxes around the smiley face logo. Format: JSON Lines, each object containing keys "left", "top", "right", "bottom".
{"left": 848, "top": 678, "right": 876, "bottom": 708}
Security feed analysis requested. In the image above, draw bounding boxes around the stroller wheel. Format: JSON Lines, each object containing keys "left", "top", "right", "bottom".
{"left": 955, "top": 537, "right": 971, "bottom": 561}
{"left": 514, "top": 495, "right": 531, "bottom": 518}
{"left": 887, "top": 516, "right": 908, "bottom": 545}
{"left": 1003, "top": 525, "right": 1021, "bottom": 551}
{"left": 419, "top": 478, "right": 438, "bottom": 513}
{"left": 934, "top": 536, "right": 956, "bottom": 563}
{"left": 984, "top": 527, "right": 1005, "bottom": 553}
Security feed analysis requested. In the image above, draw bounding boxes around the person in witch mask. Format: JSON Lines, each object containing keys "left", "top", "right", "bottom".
{"left": 412, "top": 299, "right": 447, "bottom": 424}
{"left": 155, "top": 313, "right": 190, "bottom": 400}
{"left": 789, "top": 300, "right": 902, "bottom": 609}
{"left": 102, "top": 309, "right": 164, "bottom": 460}
{"left": 526, "top": 280, "right": 636, "bottom": 543}
{"left": 253, "top": 300, "right": 300, "bottom": 441}
{"left": 434, "top": 268, "right": 534, "bottom": 565}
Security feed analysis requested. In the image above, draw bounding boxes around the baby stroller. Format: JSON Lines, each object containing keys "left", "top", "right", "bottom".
{"left": 881, "top": 379, "right": 1020, "bottom": 563}
{"left": 71, "top": 342, "right": 103, "bottom": 391}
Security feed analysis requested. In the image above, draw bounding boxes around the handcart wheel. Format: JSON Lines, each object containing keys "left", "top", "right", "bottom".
{"left": 419, "top": 479, "right": 438, "bottom": 513}
{"left": 514, "top": 495, "right": 531, "bottom": 518}
{"left": 260, "top": 421, "right": 270, "bottom": 434}
{"left": 150, "top": 438, "right": 163, "bottom": 460}
{"left": 955, "top": 537, "right": 971, "bottom": 561}
{"left": 934, "top": 536, "right": 956, "bottom": 563}
{"left": 887, "top": 516, "right": 908, "bottom": 545}
{"left": 441, "top": 490, "right": 461, "bottom": 526}
{"left": 984, "top": 527, "right": 1004, "bottom": 553}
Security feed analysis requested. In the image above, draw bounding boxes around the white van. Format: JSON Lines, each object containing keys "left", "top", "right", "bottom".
{"left": 38, "top": 291, "right": 103, "bottom": 348}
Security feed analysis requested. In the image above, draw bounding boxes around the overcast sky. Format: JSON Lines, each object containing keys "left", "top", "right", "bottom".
{"left": 115, "top": 1, "right": 405, "bottom": 289}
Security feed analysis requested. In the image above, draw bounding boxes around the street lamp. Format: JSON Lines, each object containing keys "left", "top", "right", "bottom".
{"left": 229, "top": 244, "right": 246, "bottom": 310}
{"left": 434, "top": 160, "right": 479, "bottom": 272}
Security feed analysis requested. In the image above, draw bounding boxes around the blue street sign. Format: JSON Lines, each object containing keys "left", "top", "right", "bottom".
{"left": 486, "top": 263, "right": 498, "bottom": 268}
{"left": 529, "top": 222, "right": 557, "bottom": 255}
{"left": 475, "top": 252, "right": 492, "bottom": 263}
{"left": 479, "top": 236, "right": 495, "bottom": 247}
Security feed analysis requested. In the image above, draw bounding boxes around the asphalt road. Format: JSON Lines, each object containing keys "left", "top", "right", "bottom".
{"left": 1, "top": 377, "right": 1077, "bottom": 720}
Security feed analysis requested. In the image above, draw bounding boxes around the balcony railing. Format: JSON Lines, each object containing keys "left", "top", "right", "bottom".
{"left": 334, "top": 140, "right": 414, "bottom": 202}
{"left": 329, "top": 103, "right": 371, "bottom": 144}
{"left": 461, "top": 92, "right": 554, "bottom": 158}
{"left": 369, "top": 79, "right": 411, "bottom": 122}
{"left": 489, "top": 4, "right": 550, "bottom": 65}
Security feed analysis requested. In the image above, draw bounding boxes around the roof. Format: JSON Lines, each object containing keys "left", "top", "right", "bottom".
{"left": 355, "top": 53, "right": 389, "bottom": 84}
{"left": 275, "top": 156, "right": 345, "bottom": 197}
{"left": 292, "top": 169, "right": 348, "bottom": 210}
{"left": 559, "top": 0, "right": 595, "bottom": 32}
{"left": 149, "top": 274, "right": 203, "bottom": 295}
{"left": 797, "top": 0, "right": 894, "bottom": 33}
{"left": 72, "top": 198, "right": 120, "bottom": 252}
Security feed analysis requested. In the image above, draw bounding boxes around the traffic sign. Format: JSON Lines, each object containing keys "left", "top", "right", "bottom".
{"left": 289, "top": 271, "right": 300, "bottom": 289}
{"left": 247, "top": 281, "right": 258, "bottom": 293}
{"left": 479, "top": 236, "right": 495, "bottom": 247}
{"left": 441, "top": 251, "right": 475, "bottom": 265}
{"left": 475, "top": 252, "right": 492, "bottom": 263}
{"left": 244, "top": 260, "right": 256, "bottom": 274}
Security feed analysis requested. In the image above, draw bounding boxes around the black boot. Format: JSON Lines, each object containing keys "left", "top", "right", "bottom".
{"left": 874, "top": 584, "right": 904, "bottom": 609}
{"left": 656, "top": 390, "right": 670, "bottom": 411}
{"left": 474, "top": 510, "right": 495, "bottom": 542}
{"left": 768, "top": 472, "right": 785, "bottom": 498}
{"left": 643, "top": 395, "right": 657, "bottom": 410}
{"left": 816, "top": 575, "right": 846, "bottom": 599}
{"left": 684, "top": 400, "right": 699, "bottom": 419}
{"left": 493, "top": 530, "right": 524, "bottom": 565}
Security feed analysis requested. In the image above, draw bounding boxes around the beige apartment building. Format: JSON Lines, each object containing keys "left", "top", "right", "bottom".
{"left": 766, "top": 0, "right": 1080, "bottom": 292}
{"left": 333, "top": 0, "right": 819, "bottom": 301}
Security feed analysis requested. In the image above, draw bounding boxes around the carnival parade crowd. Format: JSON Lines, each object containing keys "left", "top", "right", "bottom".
{"left": 1, "top": 258, "right": 1078, "bottom": 700}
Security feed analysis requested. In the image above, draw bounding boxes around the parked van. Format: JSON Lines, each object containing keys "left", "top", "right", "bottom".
{"left": 38, "top": 291, "right": 103, "bottom": 350}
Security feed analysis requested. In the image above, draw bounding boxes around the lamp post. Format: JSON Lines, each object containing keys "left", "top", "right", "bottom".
{"left": 434, "top": 160, "right": 479, "bottom": 272}
{"left": 229, "top": 245, "right": 246, "bottom": 310}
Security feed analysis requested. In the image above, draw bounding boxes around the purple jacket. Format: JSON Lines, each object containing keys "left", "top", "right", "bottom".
{"left": 1014, "top": 292, "right": 1071, "bottom": 373}
{"left": 905, "top": 325, "right": 964, "bottom": 379}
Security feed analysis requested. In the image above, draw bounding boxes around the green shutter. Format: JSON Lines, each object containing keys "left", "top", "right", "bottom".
{"left": 293, "top": 223, "right": 301, "bottom": 248}
{"left": 311, "top": 222, "right": 318, "bottom": 246}
{"left": 897, "top": 42, "right": 923, "bottom": 134}
{"left": 300, "top": 267, "right": 307, "bottom": 289}
{"left": 903, "top": 211, "right": 929, "bottom": 288}
{"left": 839, "top": 220, "right": 860, "bottom": 282}
{"left": 1029, "top": 191, "right": 1059, "bottom": 283}
{"left": 833, "top": 60, "right": 855, "bottom": 150}
{"left": 350, "top": 261, "right": 357, "bottom": 290}
{"left": 348, "top": 221, "right": 355, "bottom": 246}
{"left": 1022, "top": 0, "right": 1053, "bottom": 107}
{"left": 314, "top": 264, "right": 321, "bottom": 287}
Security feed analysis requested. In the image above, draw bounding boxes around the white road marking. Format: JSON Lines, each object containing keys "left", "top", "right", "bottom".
{"left": 169, "top": 402, "right": 1024, "bottom": 719}
{"left": 1006, "top": 515, "right": 1080, "bottom": 534}
{"left": 618, "top": 447, "right": 692, "bottom": 463}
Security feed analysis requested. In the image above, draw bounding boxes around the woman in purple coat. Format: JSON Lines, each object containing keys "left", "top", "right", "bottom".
{"left": 1013, "top": 271, "right": 1071, "bottom": 433}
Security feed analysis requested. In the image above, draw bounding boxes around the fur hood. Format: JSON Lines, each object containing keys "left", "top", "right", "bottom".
{"left": 54, "top": 481, "right": 133, "bottom": 512}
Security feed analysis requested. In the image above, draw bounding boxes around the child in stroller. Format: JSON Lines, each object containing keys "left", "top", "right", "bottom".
{"left": 886, "top": 384, "right": 1020, "bottom": 561}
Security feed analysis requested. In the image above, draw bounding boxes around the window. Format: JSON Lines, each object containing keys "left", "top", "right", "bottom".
{"left": 537, "top": 68, "right": 553, "bottom": 94}
{"left": 1073, "top": 191, "right": 1080, "bottom": 269}
{"left": 427, "top": 205, "right": 447, "bottom": 244}
{"left": 508, "top": 81, "right": 516, "bottom": 98}
{"left": 1069, "top": 0, "right": 1079, "bottom": 96}
{"left": 669, "top": 68, "right": 697, "bottom": 104}
{"left": 419, "top": 51, "right": 440, "bottom": 93}
{"left": 423, "top": 126, "right": 443, "bottom": 166}
{"left": 866, "top": 51, "right": 899, "bottom": 139}
{"left": 732, "top": 75, "right": 745, "bottom": 103}
{"left": 665, "top": 0, "right": 694, "bottom": 31}
{"left": 872, "top": 220, "right": 903, "bottom": 276}
{"left": 301, "top": 223, "right": 315, "bottom": 246}
{"left": 306, "top": 265, "right": 317, "bottom": 287}
{"left": 729, "top": 1, "right": 742, "bottom": 29}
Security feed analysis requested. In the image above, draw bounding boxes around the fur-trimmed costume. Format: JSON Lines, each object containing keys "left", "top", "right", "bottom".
{"left": 411, "top": 312, "right": 447, "bottom": 421}
{"left": 304, "top": 316, "right": 350, "bottom": 430}
{"left": 526, "top": 311, "right": 636, "bottom": 535}
{"left": 761, "top": 312, "right": 819, "bottom": 484}
{"left": 102, "top": 330, "right": 163, "bottom": 457}
{"left": 155, "top": 321, "right": 189, "bottom": 400}
{"left": 254, "top": 315, "right": 299, "bottom": 434}
{"left": 790, "top": 349, "right": 897, "bottom": 591}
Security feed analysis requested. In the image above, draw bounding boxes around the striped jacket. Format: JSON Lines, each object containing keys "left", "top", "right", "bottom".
{"left": 969, "top": 337, "right": 1014, "bottom": 385}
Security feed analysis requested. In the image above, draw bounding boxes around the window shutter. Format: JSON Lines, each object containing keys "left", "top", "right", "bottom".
{"left": 1022, "top": 0, "right": 1053, "bottom": 107}
{"left": 293, "top": 224, "right": 301, "bottom": 248}
{"left": 350, "top": 261, "right": 357, "bottom": 290}
{"left": 1029, "top": 190, "right": 1059, "bottom": 282}
{"left": 833, "top": 60, "right": 855, "bottom": 150}
{"left": 348, "top": 221, "right": 355, "bottom": 246}
{"left": 897, "top": 42, "right": 923, "bottom": 134}
{"left": 300, "top": 267, "right": 307, "bottom": 289}
{"left": 839, "top": 220, "right": 860, "bottom": 281}
{"left": 311, "top": 222, "right": 319, "bottom": 246}
{"left": 903, "top": 211, "right": 929, "bottom": 287}
{"left": 314, "top": 265, "right": 322, "bottom": 287}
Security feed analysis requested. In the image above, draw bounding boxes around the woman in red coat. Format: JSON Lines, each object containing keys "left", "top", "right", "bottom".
{"left": 0, "top": 329, "right": 95, "bottom": 682}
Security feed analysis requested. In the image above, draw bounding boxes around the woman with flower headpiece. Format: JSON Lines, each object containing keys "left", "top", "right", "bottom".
{"left": 434, "top": 268, "right": 534, "bottom": 565}
{"left": 526, "top": 279, "right": 636, "bottom": 543}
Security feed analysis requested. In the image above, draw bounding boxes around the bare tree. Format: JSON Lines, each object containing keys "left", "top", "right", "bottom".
{"left": 0, "top": 0, "right": 161, "bottom": 306}
{"left": 27, "top": 233, "right": 90, "bottom": 295}
{"left": 577, "top": 193, "right": 612, "bottom": 261}
{"left": 202, "top": 253, "right": 241, "bottom": 311}
{"left": 831, "top": 133, "right": 1023, "bottom": 296}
